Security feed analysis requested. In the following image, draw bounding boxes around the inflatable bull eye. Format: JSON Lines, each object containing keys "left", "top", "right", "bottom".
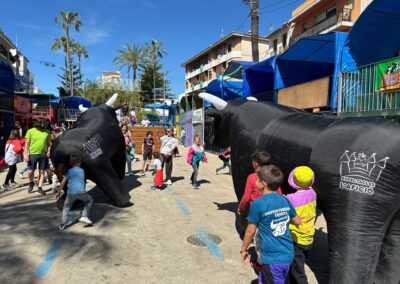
{"left": 200, "top": 92, "right": 400, "bottom": 284}
{"left": 51, "top": 93, "right": 131, "bottom": 208}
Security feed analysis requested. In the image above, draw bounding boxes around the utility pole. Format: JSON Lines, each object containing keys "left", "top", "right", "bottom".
{"left": 243, "top": 0, "right": 259, "bottom": 62}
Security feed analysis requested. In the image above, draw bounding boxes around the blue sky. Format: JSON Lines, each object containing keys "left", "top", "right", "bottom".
{"left": 0, "top": 0, "right": 302, "bottom": 98}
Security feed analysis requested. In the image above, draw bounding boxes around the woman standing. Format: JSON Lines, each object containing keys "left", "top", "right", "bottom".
{"left": 121, "top": 124, "right": 135, "bottom": 176}
{"left": 157, "top": 128, "right": 177, "bottom": 185}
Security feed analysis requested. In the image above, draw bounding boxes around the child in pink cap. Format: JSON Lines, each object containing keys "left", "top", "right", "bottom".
{"left": 286, "top": 166, "right": 317, "bottom": 284}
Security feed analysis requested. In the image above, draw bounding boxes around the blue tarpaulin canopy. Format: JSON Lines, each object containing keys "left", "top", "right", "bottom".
{"left": 244, "top": 56, "right": 277, "bottom": 101}
{"left": 60, "top": 96, "right": 91, "bottom": 109}
{"left": 144, "top": 103, "right": 175, "bottom": 110}
{"left": 275, "top": 32, "right": 348, "bottom": 109}
{"left": 0, "top": 60, "right": 15, "bottom": 93}
{"left": 341, "top": 0, "right": 400, "bottom": 71}
{"left": 204, "top": 61, "right": 254, "bottom": 107}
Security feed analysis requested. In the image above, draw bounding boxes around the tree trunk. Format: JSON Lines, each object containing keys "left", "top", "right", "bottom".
{"left": 66, "top": 27, "right": 74, "bottom": 96}
{"left": 251, "top": 0, "right": 259, "bottom": 62}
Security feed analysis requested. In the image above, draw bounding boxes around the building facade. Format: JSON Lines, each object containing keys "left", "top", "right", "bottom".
{"left": 182, "top": 32, "right": 269, "bottom": 97}
{"left": 0, "top": 28, "right": 34, "bottom": 93}
{"left": 290, "top": 0, "right": 373, "bottom": 44}
{"left": 266, "top": 23, "right": 292, "bottom": 58}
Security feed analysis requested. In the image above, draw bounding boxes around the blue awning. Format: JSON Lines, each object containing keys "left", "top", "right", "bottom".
{"left": 244, "top": 56, "right": 277, "bottom": 101}
{"left": 341, "top": 0, "right": 400, "bottom": 71}
{"left": 144, "top": 103, "right": 176, "bottom": 110}
{"left": 275, "top": 32, "right": 348, "bottom": 110}
{"left": 60, "top": 96, "right": 92, "bottom": 109}
{"left": 0, "top": 60, "right": 15, "bottom": 93}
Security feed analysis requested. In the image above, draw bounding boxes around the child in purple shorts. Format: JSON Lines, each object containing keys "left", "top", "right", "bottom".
{"left": 240, "top": 165, "right": 301, "bottom": 284}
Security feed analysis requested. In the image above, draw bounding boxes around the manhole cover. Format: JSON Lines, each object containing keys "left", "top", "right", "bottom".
{"left": 187, "top": 233, "right": 222, "bottom": 247}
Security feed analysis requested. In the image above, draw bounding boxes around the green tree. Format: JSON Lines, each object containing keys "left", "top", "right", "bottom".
{"left": 58, "top": 57, "right": 82, "bottom": 97}
{"left": 81, "top": 80, "right": 141, "bottom": 108}
{"left": 55, "top": 11, "right": 82, "bottom": 96}
{"left": 73, "top": 42, "right": 89, "bottom": 79}
{"left": 113, "top": 43, "right": 144, "bottom": 81}
{"left": 140, "top": 62, "right": 171, "bottom": 103}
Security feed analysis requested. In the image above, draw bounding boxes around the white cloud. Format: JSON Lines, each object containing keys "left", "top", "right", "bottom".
{"left": 15, "top": 22, "right": 46, "bottom": 30}
{"left": 142, "top": 0, "right": 155, "bottom": 8}
{"left": 79, "top": 27, "right": 110, "bottom": 45}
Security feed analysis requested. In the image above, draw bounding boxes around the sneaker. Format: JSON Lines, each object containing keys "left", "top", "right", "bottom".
{"left": 9, "top": 182, "right": 18, "bottom": 188}
{"left": 59, "top": 223, "right": 66, "bottom": 230}
{"left": 37, "top": 187, "right": 46, "bottom": 195}
{"left": 17, "top": 172, "right": 24, "bottom": 179}
{"left": 192, "top": 184, "right": 200, "bottom": 189}
{"left": 1, "top": 184, "right": 10, "bottom": 191}
{"left": 151, "top": 186, "right": 160, "bottom": 191}
{"left": 129, "top": 172, "right": 135, "bottom": 176}
{"left": 166, "top": 179, "right": 172, "bottom": 185}
{"left": 79, "top": 217, "right": 93, "bottom": 224}
{"left": 28, "top": 182, "right": 34, "bottom": 194}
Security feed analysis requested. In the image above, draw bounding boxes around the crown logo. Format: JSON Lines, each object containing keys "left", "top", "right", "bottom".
{"left": 83, "top": 137, "right": 103, "bottom": 159}
{"left": 340, "top": 150, "right": 389, "bottom": 181}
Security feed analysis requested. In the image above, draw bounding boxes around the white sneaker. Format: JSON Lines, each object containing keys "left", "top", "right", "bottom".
{"left": 79, "top": 217, "right": 93, "bottom": 224}
{"left": 166, "top": 179, "right": 172, "bottom": 185}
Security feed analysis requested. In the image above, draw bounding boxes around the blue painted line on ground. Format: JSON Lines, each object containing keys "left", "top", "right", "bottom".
{"left": 196, "top": 226, "right": 224, "bottom": 261}
{"left": 36, "top": 239, "right": 64, "bottom": 277}
{"left": 175, "top": 199, "right": 191, "bottom": 216}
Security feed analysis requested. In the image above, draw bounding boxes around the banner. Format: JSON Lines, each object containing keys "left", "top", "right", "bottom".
{"left": 192, "top": 108, "right": 203, "bottom": 124}
{"left": 375, "top": 57, "right": 400, "bottom": 91}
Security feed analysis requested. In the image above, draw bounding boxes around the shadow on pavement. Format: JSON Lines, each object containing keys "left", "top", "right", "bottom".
{"left": 198, "top": 179, "right": 210, "bottom": 185}
{"left": 171, "top": 176, "right": 184, "bottom": 183}
{"left": 213, "top": 201, "right": 238, "bottom": 214}
{"left": 0, "top": 195, "right": 122, "bottom": 283}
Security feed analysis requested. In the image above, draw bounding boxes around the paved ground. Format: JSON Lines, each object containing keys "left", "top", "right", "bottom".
{"left": 0, "top": 148, "right": 329, "bottom": 283}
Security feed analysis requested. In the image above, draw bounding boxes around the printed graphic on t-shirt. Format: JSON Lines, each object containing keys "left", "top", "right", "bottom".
{"left": 263, "top": 207, "right": 291, "bottom": 237}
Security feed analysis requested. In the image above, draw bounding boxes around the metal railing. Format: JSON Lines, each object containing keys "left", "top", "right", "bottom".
{"left": 338, "top": 57, "right": 400, "bottom": 117}
{"left": 59, "top": 109, "right": 82, "bottom": 121}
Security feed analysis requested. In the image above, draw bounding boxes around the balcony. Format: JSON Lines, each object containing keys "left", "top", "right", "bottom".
{"left": 293, "top": 8, "right": 352, "bottom": 42}
{"left": 185, "top": 79, "right": 213, "bottom": 94}
{"left": 185, "top": 50, "right": 241, "bottom": 80}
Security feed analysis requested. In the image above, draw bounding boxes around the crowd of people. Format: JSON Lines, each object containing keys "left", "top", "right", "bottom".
{"left": 1, "top": 115, "right": 318, "bottom": 283}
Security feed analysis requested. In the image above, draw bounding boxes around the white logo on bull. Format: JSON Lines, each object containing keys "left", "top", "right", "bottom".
{"left": 270, "top": 216, "right": 290, "bottom": 237}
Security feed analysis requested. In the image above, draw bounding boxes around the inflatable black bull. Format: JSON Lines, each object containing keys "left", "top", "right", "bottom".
{"left": 200, "top": 92, "right": 400, "bottom": 284}
{"left": 51, "top": 93, "right": 131, "bottom": 207}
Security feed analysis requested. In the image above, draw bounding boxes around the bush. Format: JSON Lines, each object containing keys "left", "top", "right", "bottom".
{"left": 137, "top": 111, "right": 159, "bottom": 122}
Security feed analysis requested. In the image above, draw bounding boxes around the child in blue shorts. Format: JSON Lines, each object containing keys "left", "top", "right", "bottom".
{"left": 241, "top": 165, "right": 301, "bottom": 284}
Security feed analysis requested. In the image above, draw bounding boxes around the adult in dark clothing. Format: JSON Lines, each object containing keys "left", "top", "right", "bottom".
{"left": 121, "top": 100, "right": 130, "bottom": 124}
{"left": 139, "top": 131, "right": 155, "bottom": 175}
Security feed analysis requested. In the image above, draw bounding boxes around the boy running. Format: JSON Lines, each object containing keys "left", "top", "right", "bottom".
{"left": 57, "top": 153, "right": 93, "bottom": 230}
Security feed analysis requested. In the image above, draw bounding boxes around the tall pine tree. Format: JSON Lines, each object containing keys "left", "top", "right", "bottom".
{"left": 58, "top": 57, "right": 82, "bottom": 97}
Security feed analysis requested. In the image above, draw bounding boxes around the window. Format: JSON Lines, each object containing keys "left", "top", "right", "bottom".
{"left": 227, "top": 44, "right": 232, "bottom": 52}
{"left": 208, "top": 70, "right": 213, "bottom": 80}
{"left": 273, "top": 39, "right": 278, "bottom": 53}
{"left": 326, "top": 7, "right": 336, "bottom": 18}
{"left": 282, "top": 33, "right": 287, "bottom": 48}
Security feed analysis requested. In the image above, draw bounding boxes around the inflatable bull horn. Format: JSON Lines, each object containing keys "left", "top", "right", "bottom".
{"left": 199, "top": 92, "right": 227, "bottom": 110}
{"left": 106, "top": 93, "right": 119, "bottom": 107}
{"left": 247, "top": 97, "right": 258, "bottom": 101}
{"left": 79, "top": 104, "right": 88, "bottom": 112}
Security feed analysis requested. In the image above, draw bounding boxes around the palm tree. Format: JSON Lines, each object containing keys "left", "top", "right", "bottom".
{"left": 73, "top": 42, "right": 89, "bottom": 77}
{"left": 51, "top": 36, "right": 74, "bottom": 68}
{"left": 55, "top": 11, "right": 82, "bottom": 96}
{"left": 113, "top": 43, "right": 144, "bottom": 81}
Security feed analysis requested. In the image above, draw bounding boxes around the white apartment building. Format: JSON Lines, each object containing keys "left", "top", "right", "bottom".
{"left": 182, "top": 32, "right": 269, "bottom": 96}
